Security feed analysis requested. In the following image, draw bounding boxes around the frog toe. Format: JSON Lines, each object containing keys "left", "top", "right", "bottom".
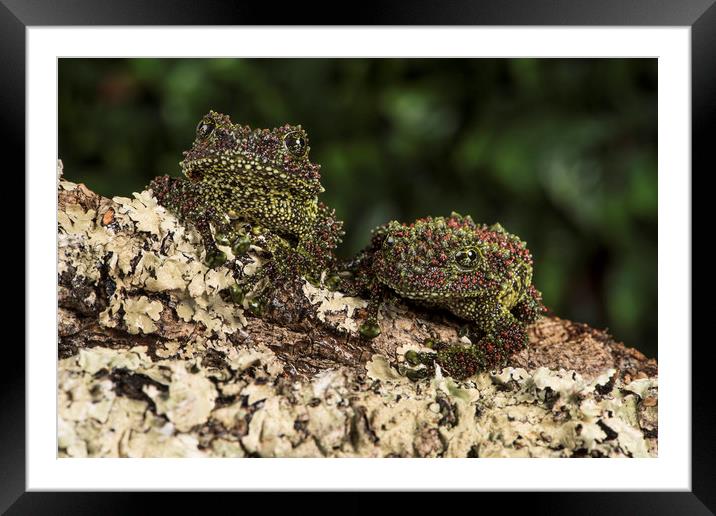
{"left": 226, "top": 283, "right": 245, "bottom": 304}
{"left": 231, "top": 235, "right": 252, "bottom": 256}
{"left": 359, "top": 319, "right": 381, "bottom": 339}
{"left": 324, "top": 273, "right": 341, "bottom": 291}
{"left": 435, "top": 345, "right": 483, "bottom": 380}
{"left": 247, "top": 297, "right": 266, "bottom": 316}
{"left": 204, "top": 248, "right": 227, "bottom": 268}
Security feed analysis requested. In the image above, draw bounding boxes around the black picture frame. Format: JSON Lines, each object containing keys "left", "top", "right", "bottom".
{"left": 6, "top": 0, "right": 712, "bottom": 512}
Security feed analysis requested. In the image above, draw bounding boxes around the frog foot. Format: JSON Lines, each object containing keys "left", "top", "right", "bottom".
{"left": 400, "top": 350, "right": 436, "bottom": 381}
{"left": 477, "top": 321, "right": 529, "bottom": 362}
{"left": 215, "top": 229, "right": 252, "bottom": 258}
{"left": 214, "top": 232, "right": 233, "bottom": 247}
{"left": 403, "top": 366, "right": 432, "bottom": 381}
{"left": 224, "top": 281, "right": 268, "bottom": 316}
{"left": 434, "top": 345, "right": 484, "bottom": 380}
{"left": 359, "top": 319, "right": 381, "bottom": 339}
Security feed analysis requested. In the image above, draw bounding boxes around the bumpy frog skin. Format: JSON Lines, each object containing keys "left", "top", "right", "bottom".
{"left": 350, "top": 213, "right": 546, "bottom": 379}
{"left": 149, "top": 111, "right": 343, "bottom": 296}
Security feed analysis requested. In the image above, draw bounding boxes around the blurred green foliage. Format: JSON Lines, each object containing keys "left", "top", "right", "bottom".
{"left": 59, "top": 58, "right": 657, "bottom": 356}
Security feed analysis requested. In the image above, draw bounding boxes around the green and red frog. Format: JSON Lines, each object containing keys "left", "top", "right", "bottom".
{"left": 347, "top": 213, "right": 546, "bottom": 379}
{"left": 149, "top": 111, "right": 343, "bottom": 302}
{"left": 149, "top": 113, "right": 544, "bottom": 379}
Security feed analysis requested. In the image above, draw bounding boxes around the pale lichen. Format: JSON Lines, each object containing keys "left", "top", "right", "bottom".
{"left": 59, "top": 345, "right": 657, "bottom": 458}
{"left": 302, "top": 280, "right": 368, "bottom": 334}
{"left": 59, "top": 176, "right": 247, "bottom": 337}
{"left": 57, "top": 170, "right": 658, "bottom": 458}
{"left": 143, "top": 363, "right": 217, "bottom": 432}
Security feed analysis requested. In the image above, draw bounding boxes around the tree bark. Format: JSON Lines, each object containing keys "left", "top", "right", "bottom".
{"left": 57, "top": 161, "right": 658, "bottom": 458}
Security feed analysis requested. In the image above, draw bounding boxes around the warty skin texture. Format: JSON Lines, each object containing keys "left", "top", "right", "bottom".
{"left": 149, "top": 111, "right": 344, "bottom": 297}
{"left": 349, "top": 213, "right": 546, "bottom": 379}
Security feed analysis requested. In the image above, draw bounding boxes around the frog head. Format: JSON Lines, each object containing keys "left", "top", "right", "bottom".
{"left": 180, "top": 111, "right": 324, "bottom": 196}
{"left": 372, "top": 213, "right": 534, "bottom": 308}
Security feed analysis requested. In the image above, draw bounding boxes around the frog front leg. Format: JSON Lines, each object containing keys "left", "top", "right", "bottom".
{"left": 149, "top": 175, "right": 227, "bottom": 268}
{"left": 227, "top": 230, "right": 314, "bottom": 315}
{"left": 410, "top": 298, "right": 529, "bottom": 380}
{"left": 191, "top": 211, "right": 228, "bottom": 268}
{"left": 457, "top": 297, "right": 528, "bottom": 363}
{"left": 511, "top": 285, "right": 547, "bottom": 324}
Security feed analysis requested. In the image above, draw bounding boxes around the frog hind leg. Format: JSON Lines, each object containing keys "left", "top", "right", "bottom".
{"left": 340, "top": 241, "right": 391, "bottom": 340}
{"left": 428, "top": 298, "right": 529, "bottom": 379}
{"left": 358, "top": 289, "right": 385, "bottom": 339}
{"left": 342, "top": 262, "right": 388, "bottom": 340}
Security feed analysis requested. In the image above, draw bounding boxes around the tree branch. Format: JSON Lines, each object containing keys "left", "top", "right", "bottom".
{"left": 57, "top": 161, "right": 657, "bottom": 458}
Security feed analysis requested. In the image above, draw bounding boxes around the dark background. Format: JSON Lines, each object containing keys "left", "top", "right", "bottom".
{"left": 58, "top": 58, "right": 657, "bottom": 357}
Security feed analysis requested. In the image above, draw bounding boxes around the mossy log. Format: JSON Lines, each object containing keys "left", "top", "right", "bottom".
{"left": 57, "top": 161, "right": 658, "bottom": 458}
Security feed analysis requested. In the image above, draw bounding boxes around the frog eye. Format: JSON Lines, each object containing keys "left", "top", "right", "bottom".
{"left": 283, "top": 131, "right": 308, "bottom": 158}
{"left": 454, "top": 248, "right": 481, "bottom": 269}
{"left": 196, "top": 119, "right": 215, "bottom": 139}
